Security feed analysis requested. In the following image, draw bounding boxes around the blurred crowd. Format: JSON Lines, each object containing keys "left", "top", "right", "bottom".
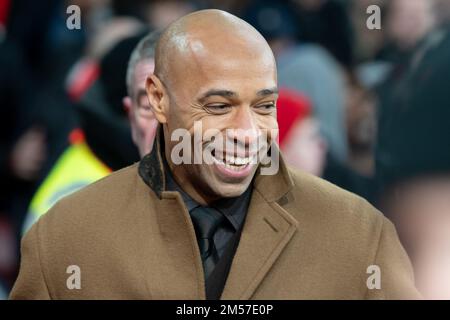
{"left": 1, "top": 0, "right": 450, "bottom": 299}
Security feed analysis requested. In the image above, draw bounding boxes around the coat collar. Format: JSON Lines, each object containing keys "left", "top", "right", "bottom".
{"left": 138, "top": 125, "right": 294, "bottom": 203}
{"left": 138, "top": 126, "right": 166, "bottom": 197}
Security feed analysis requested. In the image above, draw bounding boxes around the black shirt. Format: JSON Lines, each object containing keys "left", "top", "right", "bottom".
{"left": 165, "top": 167, "right": 252, "bottom": 259}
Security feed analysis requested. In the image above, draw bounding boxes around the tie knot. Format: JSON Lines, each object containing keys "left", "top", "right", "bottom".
{"left": 190, "top": 206, "right": 224, "bottom": 240}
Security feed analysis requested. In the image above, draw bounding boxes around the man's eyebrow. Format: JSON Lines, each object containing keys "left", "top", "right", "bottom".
{"left": 257, "top": 87, "right": 279, "bottom": 97}
{"left": 198, "top": 89, "right": 238, "bottom": 103}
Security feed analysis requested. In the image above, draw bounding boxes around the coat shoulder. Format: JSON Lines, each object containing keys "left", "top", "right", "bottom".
{"left": 285, "top": 167, "right": 386, "bottom": 241}
{"left": 36, "top": 163, "right": 148, "bottom": 233}
{"left": 261, "top": 168, "right": 418, "bottom": 299}
{"left": 68, "top": 162, "right": 141, "bottom": 201}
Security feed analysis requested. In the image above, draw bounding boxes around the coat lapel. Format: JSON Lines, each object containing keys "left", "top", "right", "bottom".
{"left": 155, "top": 191, "right": 206, "bottom": 299}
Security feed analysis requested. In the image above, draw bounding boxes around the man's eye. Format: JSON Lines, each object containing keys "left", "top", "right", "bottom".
{"left": 138, "top": 104, "right": 155, "bottom": 118}
{"left": 205, "top": 104, "right": 232, "bottom": 114}
{"left": 254, "top": 103, "right": 276, "bottom": 113}
{"left": 138, "top": 104, "right": 152, "bottom": 113}
{"left": 140, "top": 104, "right": 152, "bottom": 111}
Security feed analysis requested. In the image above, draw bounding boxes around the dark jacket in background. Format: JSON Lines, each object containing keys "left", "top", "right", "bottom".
{"left": 376, "top": 27, "right": 450, "bottom": 193}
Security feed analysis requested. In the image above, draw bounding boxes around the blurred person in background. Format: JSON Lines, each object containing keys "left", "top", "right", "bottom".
{"left": 376, "top": 17, "right": 450, "bottom": 299}
{"left": 337, "top": 61, "right": 391, "bottom": 204}
{"left": 1, "top": 0, "right": 115, "bottom": 255}
{"left": 22, "top": 29, "right": 162, "bottom": 234}
{"left": 0, "top": 1, "right": 48, "bottom": 291}
{"left": 434, "top": 0, "right": 450, "bottom": 28}
{"left": 378, "top": 0, "right": 436, "bottom": 63}
{"left": 356, "top": 0, "right": 442, "bottom": 206}
{"left": 347, "top": 63, "right": 390, "bottom": 177}
{"left": 63, "top": 0, "right": 195, "bottom": 169}
{"left": 289, "top": 0, "right": 355, "bottom": 70}
{"left": 123, "top": 31, "right": 160, "bottom": 157}
{"left": 277, "top": 88, "right": 327, "bottom": 177}
{"left": 349, "top": 0, "right": 386, "bottom": 63}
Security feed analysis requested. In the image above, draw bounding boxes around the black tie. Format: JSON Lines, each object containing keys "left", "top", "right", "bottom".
{"left": 189, "top": 206, "right": 225, "bottom": 280}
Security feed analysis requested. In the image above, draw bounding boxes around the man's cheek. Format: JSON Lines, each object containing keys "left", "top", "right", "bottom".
{"left": 137, "top": 118, "right": 152, "bottom": 134}
{"left": 145, "top": 130, "right": 156, "bottom": 145}
{"left": 261, "top": 118, "right": 278, "bottom": 141}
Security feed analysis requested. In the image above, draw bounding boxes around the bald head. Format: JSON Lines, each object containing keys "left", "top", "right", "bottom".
{"left": 154, "top": 9, "right": 276, "bottom": 86}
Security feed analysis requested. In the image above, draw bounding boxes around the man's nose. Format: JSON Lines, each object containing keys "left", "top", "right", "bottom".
{"left": 227, "top": 107, "right": 260, "bottom": 147}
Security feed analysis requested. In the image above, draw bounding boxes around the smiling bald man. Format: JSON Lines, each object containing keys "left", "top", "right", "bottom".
{"left": 11, "top": 10, "right": 420, "bottom": 300}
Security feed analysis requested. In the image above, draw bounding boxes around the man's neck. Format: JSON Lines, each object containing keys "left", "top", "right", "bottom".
{"left": 164, "top": 149, "right": 218, "bottom": 206}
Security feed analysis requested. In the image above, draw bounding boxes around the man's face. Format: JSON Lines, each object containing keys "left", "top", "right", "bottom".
{"left": 124, "top": 60, "right": 158, "bottom": 157}
{"left": 162, "top": 36, "right": 278, "bottom": 202}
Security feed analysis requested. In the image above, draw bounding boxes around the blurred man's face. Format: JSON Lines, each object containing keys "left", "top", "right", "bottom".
{"left": 281, "top": 118, "right": 327, "bottom": 177}
{"left": 124, "top": 60, "right": 158, "bottom": 157}
{"left": 161, "top": 35, "right": 278, "bottom": 203}
{"left": 388, "top": 0, "right": 435, "bottom": 50}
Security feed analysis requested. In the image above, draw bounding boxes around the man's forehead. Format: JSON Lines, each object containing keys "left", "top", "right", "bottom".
{"left": 167, "top": 34, "right": 276, "bottom": 84}
{"left": 163, "top": 45, "right": 277, "bottom": 102}
{"left": 175, "top": 27, "right": 274, "bottom": 62}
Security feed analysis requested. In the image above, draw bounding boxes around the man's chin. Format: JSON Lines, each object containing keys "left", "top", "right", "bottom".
{"left": 210, "top": 186, "right": 250, "bottom": 199}
{"left": 195, "top": 163, "right": 257, "bottom": 200}
{"left": 206, "top": 174, "right": 254, "bottom": 199}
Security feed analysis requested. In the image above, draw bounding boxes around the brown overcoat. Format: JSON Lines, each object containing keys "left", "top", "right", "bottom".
{"left": 10, "top": 137, "right": 420, "bottom": 299}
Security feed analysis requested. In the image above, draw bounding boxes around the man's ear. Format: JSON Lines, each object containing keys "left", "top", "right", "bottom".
{"left": 122, "top": 96, "right": 134, "bottom": 123}
{"left": 146, "top": 74, "right": 168, "bottom": 124}
{"left": 123, "top": 96, "right": 132, "bottom": 113}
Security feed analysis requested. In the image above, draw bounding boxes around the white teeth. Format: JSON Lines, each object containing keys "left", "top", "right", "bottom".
{"left": 236, "top": 157, "right": 249, "bottom": 165}
{"left": 213, "top": 153, "right": 253, "bottom": 169}
{"left": 224, "top": 162, "right": 245, "bottom": 171}
{"left": 225, "top": 156, "right": 250, "bottom": 166}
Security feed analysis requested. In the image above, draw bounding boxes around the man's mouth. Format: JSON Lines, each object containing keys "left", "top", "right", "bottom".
{"left": 210, "top": 150, "right": 257, "bottom": 178}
